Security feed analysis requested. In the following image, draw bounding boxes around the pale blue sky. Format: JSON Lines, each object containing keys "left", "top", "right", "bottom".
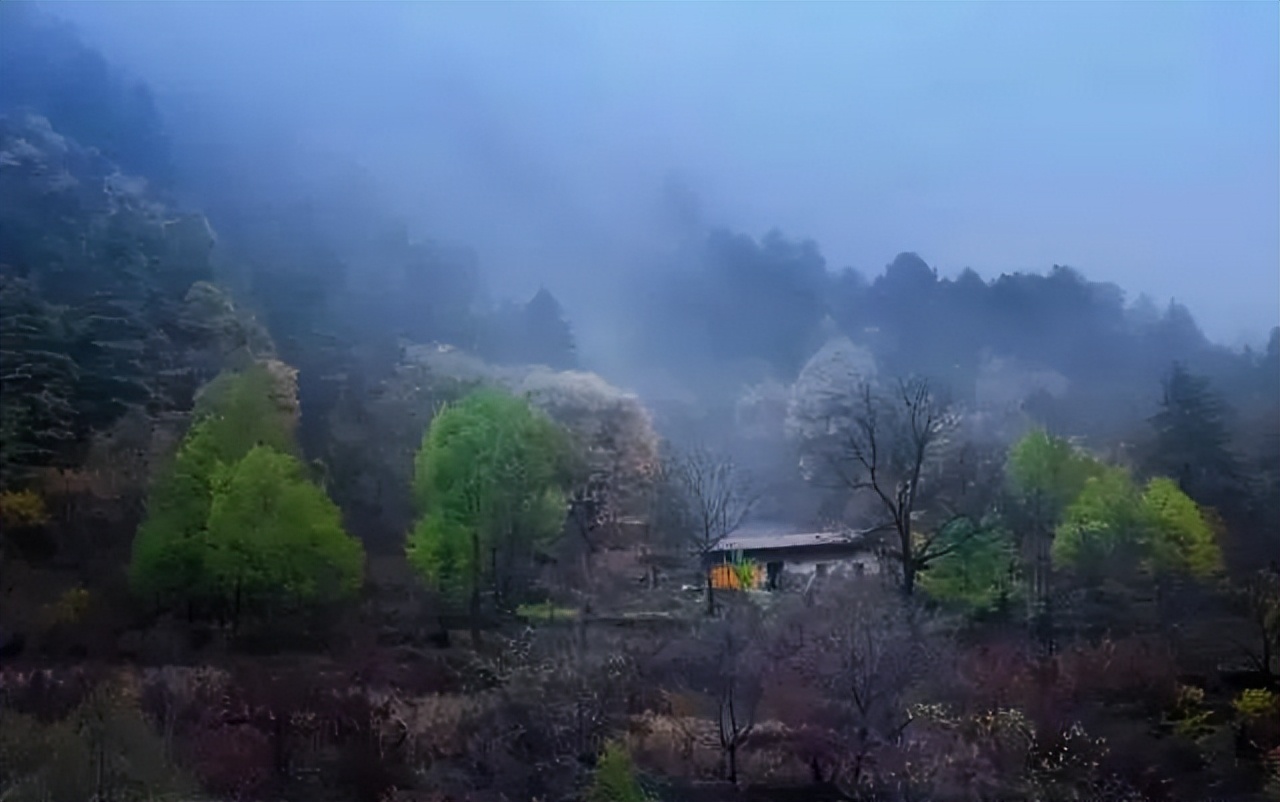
{"left": 52, "top": 1, "right": 1279, "bottom": 346}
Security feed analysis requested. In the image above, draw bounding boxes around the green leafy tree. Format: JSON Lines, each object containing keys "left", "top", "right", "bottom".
{"left": 204, "top": 445, "right": 363, "bottom": 620}
{"left": 191, "top": 362, "right": 297, "bottom": 457}
{"left": 1141, "top": 476, "right": 1222, "bottom": 579}
{"left": 919, "top": 518, "right": 1018, "bottom": 616}
{"left": 129, "top": 421, "right": 222, "bottom": 611}
{"left": 1052, "top": 465, "right": 1147, "bottom": 578}
{"left": 131, "top": 364, "right": 297, "bottom": 609}
{"left": 1004, "top": 429, "right": 1104, "bottom": 647}
{"left": 1006, "top": 430, "right": 1102, "bottom": 513}
{"left": 130, "top": 364, "right": 357, "bottom": 622}
{"left": 406, "top": 389, "right": 570, "bottom": 642}
{"left": 1053, "top": 469, "right": 1222, "bottom": 582}
{"left": 1036, "top": 453, "right": 1223, "bottom": 641}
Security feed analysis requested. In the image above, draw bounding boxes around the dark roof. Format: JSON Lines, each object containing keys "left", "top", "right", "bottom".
{"left": 713, "top": 526, "right": 872, "bottom": 554}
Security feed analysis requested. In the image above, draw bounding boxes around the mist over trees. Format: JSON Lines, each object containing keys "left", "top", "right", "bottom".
{"left": 0, "top": 3, "right": 1277, "bottom": 801}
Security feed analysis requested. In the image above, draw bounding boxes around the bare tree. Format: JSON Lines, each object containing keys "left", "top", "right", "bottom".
{"left": 661, "top": 597, "right": 767, "bottom": 785}
{"left": 710, "top": 602, "right": 765, "bottom": 785}
{"left": 565, "top": 471, "right": 610, "bottom": 592}
{"left": 771, "top": 578, "right": 943, "bottom": 795}
{"left": 812, "top": 378, "right": 962, "bottom": 596}
{"left": 671, "top": 445, "right": 758, "bottom": 615}
{"left": 1231, "top": 566, "right": 1280, "bottom": 682}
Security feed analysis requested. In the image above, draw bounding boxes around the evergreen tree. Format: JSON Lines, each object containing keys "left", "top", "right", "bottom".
{"left": 521, "top": 288, "right": 577, "bottom": 369}
{"left": 0, "top": 275, "right": 77, "bottom": 484}
{"left": 1147, "top": 363, "right": 1239, "bottom": 509}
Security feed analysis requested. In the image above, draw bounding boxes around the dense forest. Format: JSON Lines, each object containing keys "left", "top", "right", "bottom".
{"left": 1, "top": 4, "right": 1277, "bottom": 802}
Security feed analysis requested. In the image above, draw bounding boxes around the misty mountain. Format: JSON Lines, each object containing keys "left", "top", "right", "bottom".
{"left": 3, "top": 1, "right": 1275, "bottom": 467}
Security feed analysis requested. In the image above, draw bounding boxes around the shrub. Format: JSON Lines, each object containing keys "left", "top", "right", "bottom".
{"left": 1234, "top": 688, "right": 1279, "bottom": 722}
{"left": 44, "top": 586, "right": 91, "bottom": 626}
{"left": 1234, "top": 688, "right": 1280, "bottom": 763}
{"left": 0, "top": 676, "right": 191, "bottom": 802}
{"left": 0, "top": 488, "right": 48, "bottom": 528}
{"left": 1167, "top": 684, "right": 1215, "bottom": 741}
{"left": 183, "top": 723, "right": 275, "bottom": 799}
{"left": 587, "top": 740, "right": 650, "bottom": 802}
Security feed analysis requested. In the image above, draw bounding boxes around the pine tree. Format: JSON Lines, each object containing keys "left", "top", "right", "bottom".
{"left": 521, "top": 288, "right": 577, "bottom": 369}
{"left": 0, "top": 275, "right": 77, "bottom": 483}
{"left": 1148, "top": 363, "right": 1239, "bottom": 509}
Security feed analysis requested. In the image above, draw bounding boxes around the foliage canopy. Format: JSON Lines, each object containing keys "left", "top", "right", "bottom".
{"left": 130, "top": 365, "right": 362, "bottom": 617}
{"left": 1053, "top": 467, "right": 1222, "bottom": 581}
{"left": 406, "top": 388, "right": 571, "bottom": 613}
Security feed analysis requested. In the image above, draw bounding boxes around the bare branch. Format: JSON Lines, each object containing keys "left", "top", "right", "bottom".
{"left": 798, "top": 376, "right": 968, "bottom": 595}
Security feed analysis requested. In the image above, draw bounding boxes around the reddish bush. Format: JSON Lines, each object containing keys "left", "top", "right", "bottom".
{"left": 957, "top": 636, "right": 1179, "bottom": 724}
{"left": 137, "top": 666, "right": 229, "bottom": 740}
{"left": 0, "top": 665, "right": 107, "bottom": 721}
{"left": 183, "top": 723, "right": 275, "bottom": 800}
{"left": 955, "top": 640, "right": 1041, "bottom": 706}
{"left": 1059, "top": 636, "right": 1180, "bottom": 713}
{"left": 318, "top": 688, "right": 414, "bottom": 802}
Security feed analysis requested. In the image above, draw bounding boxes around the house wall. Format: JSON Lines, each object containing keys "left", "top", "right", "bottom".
{"left": 770, "top": 551, "right": 880, "bottom": 583}
{"left": 708, "top": 545, "right": 881, "bottom": 590}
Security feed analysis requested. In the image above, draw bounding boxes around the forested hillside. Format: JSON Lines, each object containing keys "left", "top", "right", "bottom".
{"left": 1, "top": 4, "right": 1277, "bottom": 802}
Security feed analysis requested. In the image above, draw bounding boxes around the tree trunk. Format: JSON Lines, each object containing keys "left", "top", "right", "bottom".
{"left": 491, "top": 545, "right": 499, "bottom": 609}
{"left": 899, "top": 522, "right": 917, "bottom": 597}
{"left": 705, "top": 563, "right": 716, "bottom": 616}
{"left": 1261, "top": 624, "right": 1273, "bottom": 682}
{"left": 470, "top": 532, "right": 482, "bottom": 647}
{"left": 727, "top": 740, "right": 738, "bottom": 785}
{"left": 273, "top": 712, "right": 288, "bottom": 777}
{"left": 1036, "top": 532, "right": 1056, "bottom": 656}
